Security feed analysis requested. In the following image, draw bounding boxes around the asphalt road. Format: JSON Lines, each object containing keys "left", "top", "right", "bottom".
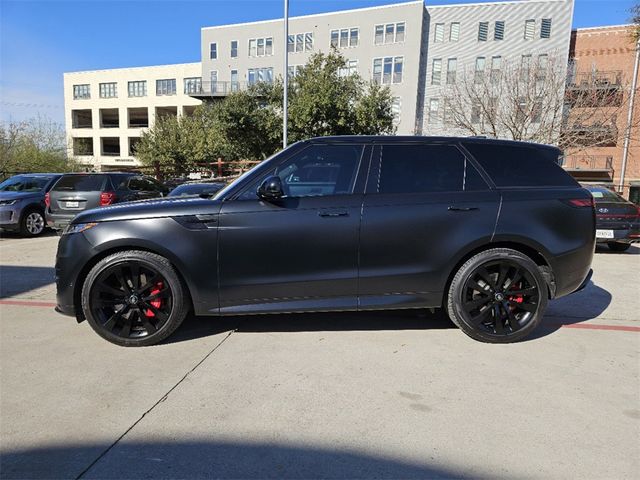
{"left": 0, "top": 232, "right": 638, "bottom": 479}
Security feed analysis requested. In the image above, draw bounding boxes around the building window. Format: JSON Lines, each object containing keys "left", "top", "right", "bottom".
{"left": 434, "top": 23, "right": 444, "bottom": 43}
{"left": 184, "top": 77, "right": 202, "bottom": 94}
{"left": 474, "top": 57, "right": 485, "bottom": 84}
{"left": 443, "top": 99, "right": 454, "bottom": 124}
{"left": 128, "top": 81, "right": 147, "bottom": 97}
{"left": 373, "top": 56, "right": 403, "bottom": 84}
{"left": 541, "top": 18, "right": 552, "bottom": 39}
{"left": 520, "top": 54, "right": 532, "bottom": 81}
{"left": 99, "top": 82, "right": 117, "bottom": 99}
{"left": 471, "top": 101, "right": 482, "bottom": 123}
{"left": 210, "top": 42, "right": 217, "bottom": 59}
{"left": 494, "top": 21, "right": 505, "bottom": 40}
{"left": 428, "top": 98, "right": 439, "bottom": 123}
{"left": 524, "top": 19, "right": 535, "bottom": 40}
{"left": 289, "top": 32, "right": 313, "bottom": 53}
{"left": 450, "top": 22, "right": 460, "bottom": 42}
{"left": 331, "top": 28, "right": 358, "bottom": 48}
{"left": 392, "top": 97, "right": 402, "bottom": 125}
{"left": 156, "top": 79, "right": 176, "bottom": 96}
{"left": 536, "top": 54, "right": 549, "bottom": 81}
{"left": 210, "top": 71, "right": 218, "bottom": 92}
{"left": 288, "top": 65, "right": 302, "bottom": 78}
{"left": 248, "top": 37, "right": 273, "bottom": 57}
{"left": 375, "top": 22, "right": 405, "bottom": 45}
{"left": 73, "top": 84, "right": 90, "bottom": 100}
{"left": 478, "top": 22, "right": 488, "bottom": 41}
{"left": 231, "top": 40, "right": 238, "bottom": 58}
{"left": 305, "top": 32, "right": 313, "bottom": 50}
{"left": 532, "top": 99, "right": 543, "bottom": 122}
{"left": 247, "top": 67, "right": 274, "bottom": 85}
{"left": 396, "top": 22, "right": 405, "bottom": 42}
{"left": 231, "top": 70, "right": 239, "bottom": 91}
{"left": 431, "top": 58, "right": 442, "bottom": 85}
{"left": 338, "top": 60, "right": 358, "bottom": 77}
{"left": 490, "top": 56, "right": 502, "bottom": 83}
{"left": 446, "top": 58, "right": 457, "bottom": 84}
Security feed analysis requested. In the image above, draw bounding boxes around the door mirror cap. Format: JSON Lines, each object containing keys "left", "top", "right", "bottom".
{"left": 257, "top": 176, "right": 285, "bottom": 201}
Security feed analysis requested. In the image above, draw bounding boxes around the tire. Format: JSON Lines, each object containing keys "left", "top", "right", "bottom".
{"left": 81, "top": 250, "right": 189, "bottom": 347}
{"left": 447, "top": 248, "right": 548, "bottom": 344}
{"left": 607, "top": 242, "right": 631, "bottom": 252}
{"left": 19, "top": 208, "right": 46, "bottom": 237}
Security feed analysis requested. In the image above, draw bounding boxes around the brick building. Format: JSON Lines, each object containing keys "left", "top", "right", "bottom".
{"left": 566, "top": 25, "right": 640, "bottom": 202}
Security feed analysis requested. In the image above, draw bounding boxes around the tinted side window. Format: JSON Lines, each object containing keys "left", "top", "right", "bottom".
{"left": 128, "top": 177, "right": 158, "bottom": 192}
{"left": 379, "top": 144, "right": 483, "bottom": 194}
{"left": 53, "top": 175, "right": 107, "bottom": 192}
{"left": 464, "top": 143, "right": 577, "bottom": 187}
{"left": 275, "top": 144, "right": 364, "bottom": 198}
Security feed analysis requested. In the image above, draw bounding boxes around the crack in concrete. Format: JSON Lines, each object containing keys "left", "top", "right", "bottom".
{"left": 75, "top": 329, "right": 237, "bottom": 480}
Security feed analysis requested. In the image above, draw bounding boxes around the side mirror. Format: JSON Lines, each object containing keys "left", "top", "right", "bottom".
{"left": 257, "top": 175, "right": 285, "bottom": 201}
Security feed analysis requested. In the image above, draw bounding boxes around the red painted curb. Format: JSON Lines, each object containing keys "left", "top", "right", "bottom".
{"left": 0, "top": 300, "right": 57, "bottom": 308}
{"left": 561, "top": 323, "right": 640, "bottom": 332}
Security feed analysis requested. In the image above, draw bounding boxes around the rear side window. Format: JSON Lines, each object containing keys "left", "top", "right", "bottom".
{"left": 378, "top": 144, "right": 487, "bottom": 194}
{"left": 464, "top": 143, "right": 576, "bottom": 187}
{"left": 52, "top": 175, "right": 107, "bottom": 192}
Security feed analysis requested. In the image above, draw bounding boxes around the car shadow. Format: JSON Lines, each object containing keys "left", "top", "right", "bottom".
{"left": 1, "top": 440, "right": 467, "bottom": 479}
{"left": 0, "top": 265, "right": 55, "bottom": 299}
{"left": 0, "top": 229, "right": 58, "bottom": 239}
{"left": 595, "top": 243, "right": 640, "bottom": 255}
{"left": 164, "top": 309, "right": 456, "bottom": 345}
{"left": 166, "top": 281, "right": 613, "bottom": 345}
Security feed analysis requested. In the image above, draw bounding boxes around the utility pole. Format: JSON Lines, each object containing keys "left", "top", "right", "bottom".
{"left": 619, "top": 37, "right": 640, "bottom": 194}
{"left": 283, "top": 0, "right": 289, "bottom": 149}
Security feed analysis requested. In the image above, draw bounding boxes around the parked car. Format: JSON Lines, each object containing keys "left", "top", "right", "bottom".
{"left": 168, "top": 182, "right": 226, "bottom": 198}
{"left": 584, "top": 185, "right": 640, "bottom": 252}
{"left": 55, "top": 136, "right": 595, "bottom": 347}
{"left": 0, "top": 173, "right": 62, "bottom": 237}
{"left": 46, "top": 173, "right": 169, "bottom": 231}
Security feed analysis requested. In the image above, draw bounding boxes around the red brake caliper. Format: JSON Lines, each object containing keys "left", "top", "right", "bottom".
{"left": 507, "top": 282, "right": 524, "bottom": 306}
{"left": 144, "top": 282, "right": 163, "bottom": 318}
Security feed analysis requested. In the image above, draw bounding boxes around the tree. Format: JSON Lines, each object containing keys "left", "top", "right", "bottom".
{"left": 631, "top": 3, "right": 640, "bottom": 41}
{"left": 0, "top": 117, "right": 77, "bottom": 178}
{"left": 438, "top": 56, "right": 638, "bottom": 153}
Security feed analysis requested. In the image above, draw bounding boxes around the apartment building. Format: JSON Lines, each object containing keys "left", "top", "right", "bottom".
{"left": 64, "top": 63, "right": 202, "bottom": 170}
{"left": 64, "top": 0, "right": 576, "bottom": 170}
{"left": 565, "top": 25, "right": 640, "bottom": 201}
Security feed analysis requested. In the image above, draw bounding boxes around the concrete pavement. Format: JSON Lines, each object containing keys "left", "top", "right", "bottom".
{"left": 1, "top": 234, "right": 638, "bottom": 479}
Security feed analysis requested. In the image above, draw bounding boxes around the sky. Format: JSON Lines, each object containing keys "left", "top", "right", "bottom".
{"left": 0, "top": 0, "right": 637, "bottom": 124}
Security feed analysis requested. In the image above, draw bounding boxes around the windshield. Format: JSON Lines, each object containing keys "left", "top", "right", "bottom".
{"left": 0, "top": 175, "right": 53, "bottom": 192}
{"left": 587, "top": 187, "right": 626, "bottom": 203}
{"left": 52, "top": 174, "right": 107, "bottom": 192}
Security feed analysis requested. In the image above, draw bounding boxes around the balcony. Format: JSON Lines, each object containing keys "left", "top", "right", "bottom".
{"left": 567, "top": 70, "right": 623, "bottom": 89}
{"left": 568, "top": 124, "right": 619, "bottom": 147}
{"left": 187, "top": 81, "right": 252, "bottom": 98}
{"left": 566, "top": 70, "right": 624, "bottom": 107}
{"left": 563, "top": 154, "right": 614, "bottom": 181}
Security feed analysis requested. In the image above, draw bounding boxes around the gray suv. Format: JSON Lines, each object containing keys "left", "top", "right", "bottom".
{"left": 0, "top": 174, "right": 62, "bottom": 237}
{"left": 46, "top": 173, "right": 169, "bottom": 231}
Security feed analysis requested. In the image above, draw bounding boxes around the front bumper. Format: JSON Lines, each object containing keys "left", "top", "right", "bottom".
{"left": 55, "top": 231, "right": 97, "bottom": 320}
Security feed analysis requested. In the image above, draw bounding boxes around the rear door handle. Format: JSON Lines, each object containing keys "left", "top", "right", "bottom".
{"left": 448, "top": 206, "right": 479, "bottom": 212}
{"left": 318, "top": 210, "right": 349, "bottom": 218}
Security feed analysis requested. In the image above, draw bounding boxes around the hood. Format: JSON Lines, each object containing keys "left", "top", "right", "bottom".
{"left": 0, "top": 191, "right": 41, "bottom": 201}
{"left": 72, "top": 196, "right": 222, "bottom": 224}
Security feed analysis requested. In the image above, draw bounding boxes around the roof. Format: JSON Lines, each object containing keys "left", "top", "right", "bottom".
{"left": 304, "top": 135, "right": 558, "bottom": 149}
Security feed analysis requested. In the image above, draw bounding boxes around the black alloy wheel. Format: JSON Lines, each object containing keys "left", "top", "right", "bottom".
{"left": 82, "top": 251, "right": 188, "bottom": 347}
{"left": 448, "top": 248, "right": 548, "bottom": 343}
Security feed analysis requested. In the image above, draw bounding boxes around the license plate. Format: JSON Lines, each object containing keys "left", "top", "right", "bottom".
{"left": 66, "top": 201, "right": 79, "bottom": 208}
{"left": 596, "top": 229, "right": 614, "bottom": 239}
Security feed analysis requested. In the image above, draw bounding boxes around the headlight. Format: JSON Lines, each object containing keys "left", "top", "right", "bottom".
{"left": 62, "top": 222, "right": 98, "bottom": 235}
{"left": 0, "top": 200, "right": 17, "bottom": 206}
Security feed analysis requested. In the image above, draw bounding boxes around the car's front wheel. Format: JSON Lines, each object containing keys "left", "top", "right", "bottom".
{"left": 447, "top": 248, "right": 548, "bottom": 343}
{"left": 20, "top": 208, "right": 46, "bottom": 237}
{"left": 81, "top": 250, "right": 189, "bottom": 347}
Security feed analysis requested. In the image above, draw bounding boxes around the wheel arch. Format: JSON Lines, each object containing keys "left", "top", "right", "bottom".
{"left": 72, "top": 243, "right": 195, "bottom": 323}
{"left": 441, "top": 240, "right": 556, "bottom": 308}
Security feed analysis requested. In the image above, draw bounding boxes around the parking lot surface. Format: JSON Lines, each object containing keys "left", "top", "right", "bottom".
{"left": 0, "top": 232, "right": 638, "bottom": 479}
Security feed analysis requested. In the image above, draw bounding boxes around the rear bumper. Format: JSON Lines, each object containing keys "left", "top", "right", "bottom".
{"left": 595, "top": 227, "right": 640, "bottom": 244}
{"left": 46, "top": 210, "right": 76, "bottom": 230}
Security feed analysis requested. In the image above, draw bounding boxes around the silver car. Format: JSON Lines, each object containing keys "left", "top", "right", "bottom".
{"left": 0, "top": 174, "right": 62, "bottom": 237}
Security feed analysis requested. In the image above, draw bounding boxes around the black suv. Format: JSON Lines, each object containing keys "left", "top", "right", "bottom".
{"left": 46, "top": 173, "right": 169, "bottom": 231}
{"left": 55, "top": 137, "right": 595, "bottom": 346}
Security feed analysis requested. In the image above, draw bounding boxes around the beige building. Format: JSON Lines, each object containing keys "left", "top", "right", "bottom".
{"left": 63, "top": 63, "right": 202, "bottom": 170}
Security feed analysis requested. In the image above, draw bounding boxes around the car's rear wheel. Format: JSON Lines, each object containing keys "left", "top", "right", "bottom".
{"left": 81, "top": 250, "right": 188, "bottom": 347}
{"left": 607, "top": 242, "right": 631, "bottom": 252}
{"left": 20, "top": 209, "right": 45, "bottom": 237}
{"left": 447, "top": 248, "right": 548, "bottom": 343}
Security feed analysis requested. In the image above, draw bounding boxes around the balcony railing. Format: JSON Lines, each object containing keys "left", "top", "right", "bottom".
{"left": 186, "top": 81, "right": 260, "bottom": 98}
{"left": 563, "top": 154, "right": 614, "bottom": 172}
{"left": 567, "top": 70, "right": 623, "bottom": 89}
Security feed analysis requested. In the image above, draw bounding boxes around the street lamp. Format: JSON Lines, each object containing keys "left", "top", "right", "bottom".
{"left": 283, "top": 0, "right": 289, "bottom": 149}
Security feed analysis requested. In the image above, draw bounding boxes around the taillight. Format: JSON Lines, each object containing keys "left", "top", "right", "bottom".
{"left": 99, "top": 191, "right": 115, "bottom": 206}
{"left": 44, "top": 192, "right": 50, "bottom": 208}
{"left": 565, "top": 198, "right": 595, "bottom": 208}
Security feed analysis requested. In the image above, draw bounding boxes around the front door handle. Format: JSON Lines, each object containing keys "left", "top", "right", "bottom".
{"left": 448, "top": 206, "right": 479, "bottom": 212}
{"left": 318, "top": 210, "right": 349, "bottom": 218}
